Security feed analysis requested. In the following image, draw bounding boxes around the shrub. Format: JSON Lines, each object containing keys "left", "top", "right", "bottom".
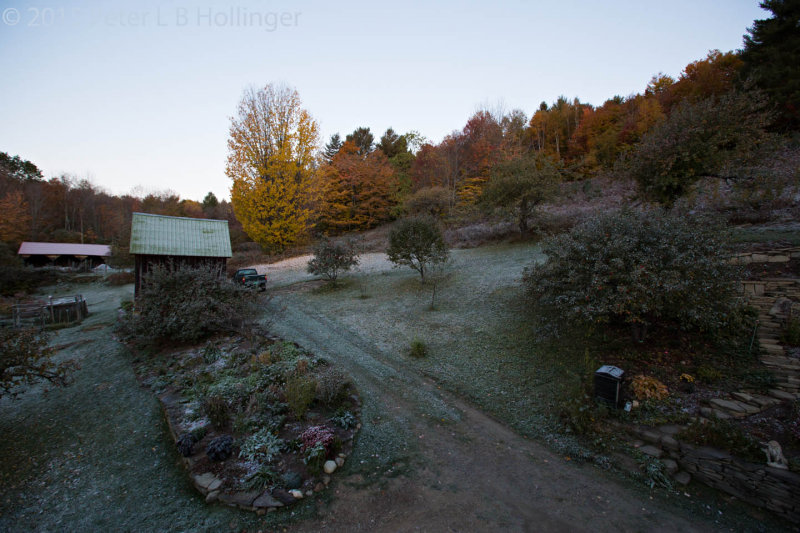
{"left": 106, "top": 272, "right": 135, "bottom": 286}
{"left": 0, "top": 266, "right": 55, "bottom": 296}
{"left": 206, "top": 434, "right": 234, "bottom": 461}
{"left": 307, "top": 238, "right": 359, "bottom": 283}
{"left": 386, "top": 217, "right": 449, "bottom": 282}
{"left": 117, "top": 263, "right": 255, "bottom": 346}
{"left": 238, "top": 428, "right": 284, "bottom": 463}
{"left": 202, "top": 394, "right": 230, "bottom": 430}
{"left": 285, "top": 375, "right": 316, "bottom": 419}
{"left": 696, "top": 364, "right": 723, "bottom": 384}
{"left": 303, "top": 442, "right": 327, "bottom": 474}
{"left": 782, "top": 317, "right": 800, "bottom": 346}
{"left": 630, "top": 375, "right": 669, "bottom": 402}
{"left": 1, "top": 328, "right": 75, "bottom": 398}
{"left": 299, "top": 425, "right": 336, "bottom": 453}
{"left": 315, "top": 366, "right": 351, "bottom": 406}
{"left": 523, "top": 209, "right": 745, "bottom": 341}
{"left": 409, "top": 338, "right": 427, "bottom": 358}
{"left": 405, "top": 186, "right": 451, "bottom": 218}
{"left": 243, "top": 465, "right": 279, "bottom": 491}
{"left": 331, "top": 408, "right": 357, "bottom": 430}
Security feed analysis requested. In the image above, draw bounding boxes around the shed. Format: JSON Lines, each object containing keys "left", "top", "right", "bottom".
{"left": 129, "top": 213, "right": 232, "bottom": 295}
{"left": 18, "top": 242, "right": 111, "bottom": 269}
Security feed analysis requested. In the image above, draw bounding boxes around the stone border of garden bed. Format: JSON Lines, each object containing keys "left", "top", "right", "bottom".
{"left": 158, "top": 386, "right": 361, "bottom": 515}
{"left": 625, "top": 421, "right": 800, "bottom": 522}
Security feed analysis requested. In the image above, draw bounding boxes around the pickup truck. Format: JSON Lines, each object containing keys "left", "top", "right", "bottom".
{"left": 232, "top": 268, "right": 267, "bottom": 291}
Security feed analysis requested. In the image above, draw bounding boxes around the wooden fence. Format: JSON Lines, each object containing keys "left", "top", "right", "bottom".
{"left": 11, "top": 295, "right": 88, "bottom": 329}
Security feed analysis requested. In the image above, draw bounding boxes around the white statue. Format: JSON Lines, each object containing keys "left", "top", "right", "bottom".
{"left": 763, "top": 440, "right": 788, "bottom": 470}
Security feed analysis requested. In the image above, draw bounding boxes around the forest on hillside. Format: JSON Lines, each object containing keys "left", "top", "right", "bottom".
{"left": 2, "top": 0, "right": 798, "bottom": 259}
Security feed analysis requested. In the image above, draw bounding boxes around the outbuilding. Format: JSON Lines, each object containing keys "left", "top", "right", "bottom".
{"left": 129, "top": 212, "right": 233, "bottom": 296}
{"left": 17, "top": 242, "right": 111, "bottom": 269}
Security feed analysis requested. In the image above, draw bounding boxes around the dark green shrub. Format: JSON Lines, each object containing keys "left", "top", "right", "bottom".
{"left": 0, "top": 266, "right": 55, "bottom": 296}
{"left": 243, "top": 465, "right": 279, "bottom": 491}
{"left": 238, "top": 428, "right": 284, "bottom": 463}
{"left": 106, "top": 272, "right": 134, "bottom": 286}
{"left": 678, "top": 417, "right": 763, "bottom": 463}
{"left": 387, "top": 217, "right": 449, "bottom": 281}
{"left": 408, "top": 338, "right": 428, "bottom": 358}
{"left": 116, "top": 263, "right": 255, "bottom": 346}
{"left": 782, "top": 317, "right": 800, "bottom": 346}
{"left": 523, "top": 209, "right": 745, "bottom": 341}
{"left": 307, "top": 238, "right": 359, "bottom": 283}
{"left": 331, "top": 408, "right": 357, "bottom": 429}
{"left": 696, "top": 364, "right": 723, "bottom": 384}
{"left": 285, "top": 375, "right": 316, "bottom": 419}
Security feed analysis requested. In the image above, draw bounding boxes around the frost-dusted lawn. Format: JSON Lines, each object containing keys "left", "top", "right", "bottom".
{"left": 267, "top": 242, "right": 579, "bottom": 440}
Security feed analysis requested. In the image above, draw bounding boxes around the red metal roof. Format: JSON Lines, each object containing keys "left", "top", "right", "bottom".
{"left": 18, "top": 242, "right": 111, "bottom": 257}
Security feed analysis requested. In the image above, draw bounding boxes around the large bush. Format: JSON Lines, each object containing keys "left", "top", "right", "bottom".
{"left": 118, "top": 264, "right": 255, "bottom": 346}
{"left": 307, "top": 238, "right": 359, "bottom": 283}
{"left": 1, "top": 328, "right": 74, "bottom": 398}
{"left": 386, "top": 216, "right": 449, "bottom": 281}
{"left": 523, "top": 209, "right": 744, "bottom": 341}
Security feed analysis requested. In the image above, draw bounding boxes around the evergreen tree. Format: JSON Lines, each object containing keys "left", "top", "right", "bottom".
{"left": 740, "top": 0, "right": 800, "bottom": 130}
{"left": 323, "top": 133, "right": 343, "bottom": 163}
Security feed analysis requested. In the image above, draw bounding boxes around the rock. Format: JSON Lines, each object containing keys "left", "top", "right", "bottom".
{"left": 305, "top": 490, "right": 313, "bottom": 497}
{"left": 253, "top": 491, "right": 283, "bottom": 509}
{"left": 205, "top": 490, "right": 220, "bottom": 503}
{"left": 335, "top": 457, "right": 345, "bottom": 467}
{"left": 219, "top": 491, "right": 259, "bottom": 507}
{"left": 641, "top": 430, "right": 662, "bottom": 444}
{"left": 281, "top": 471, "right": 303, "bottom": 490}
{"left": 709, "top": 398, "right": 746, "bottom": 413}
{"left": 323, "top": 460, "right": 337, "bottom": 474}
{"left": 207, "top": 478, "right": 222, "bottom": 492}
{"left": 314, "top": 482, "right": 325, "bottom": 492}
{"left": 323, "top": 475, "right": 331, "bottom": 485}
{"left": 206, "top": 435, "right": 233, "bottom": 461}
{"left": 660, "top": 436, "right": 679, "bottom": 451}
{"left": 639, "top": 445, "right": 663, "bottom": 458}
{"left": 730, "top": 392, "right": 754, "bottom": 404}
{"left": 661, "top": 459, "right": 679, "bottom": 475}
{"left": 768, "top": 389, "right": 797, "bottom": 401}
{"left": 673, "top": 471, "right": 691, "bottom": 485}
{"left": 658, "top": 425, "right": 682, "bottom": 436}
{"left": 193, "top": 472, "right": 216, "bottom": 490}
{"left": 764, "top": 440, "right": 789, "bottom": 470}
{"left": 272, "top": 488, "right": 297, "bottom": 505}
{"left": 290, "top": 489, "right": 304, "bottom": 499}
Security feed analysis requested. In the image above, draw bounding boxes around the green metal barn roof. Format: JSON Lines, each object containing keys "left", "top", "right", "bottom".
{"left": 129, "top": 213, "right": 232, "bottom": 257}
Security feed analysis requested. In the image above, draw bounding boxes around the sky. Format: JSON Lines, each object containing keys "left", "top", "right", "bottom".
{"left": 0, "top": 0, "right": 768, "bottom": 203}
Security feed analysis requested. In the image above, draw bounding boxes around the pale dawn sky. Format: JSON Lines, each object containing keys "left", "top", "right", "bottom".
{"left": 0, "top": 0, "right": 767, "bottom": 202}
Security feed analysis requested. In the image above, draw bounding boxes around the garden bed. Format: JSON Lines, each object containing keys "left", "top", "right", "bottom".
{"left": 133, "top": 333, "right": 361, "bottom": 514}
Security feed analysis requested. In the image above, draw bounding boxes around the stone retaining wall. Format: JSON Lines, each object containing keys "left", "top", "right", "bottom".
{"left": 732, "top": 247, "right": 800, "bottom": 266}
{"left": 678, "top": 445, "right": 800, "bottom": 521}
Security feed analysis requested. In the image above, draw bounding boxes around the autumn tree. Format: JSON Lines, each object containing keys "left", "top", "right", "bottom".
{"left": 0, "top": 190, "right": 31, "bottom": 245}
{"left": 480, "top": 154, "right": 560, "bottom": 234}
{"left": 316, "top": 141, "right": 397, "bottom": 233}
{"left": 740, "top": 0, "right": 800, "bottom": 130}
{"left": 227, "top": 83, "right": 320, "bottom": 252}
{"left": 1, "top": 328, "right": 74, "bottom": 399}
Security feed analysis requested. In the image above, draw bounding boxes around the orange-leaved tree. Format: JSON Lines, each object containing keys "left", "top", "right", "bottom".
{"left": 227, "top": 83, "right": 319, "bottom": 252}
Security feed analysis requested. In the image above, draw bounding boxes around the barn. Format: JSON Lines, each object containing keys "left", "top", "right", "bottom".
{"left": 129, "top": 212, "right": 233, "bottom": 296}
{"left": 17, "top": 242, "right": 111, "bottom": 269}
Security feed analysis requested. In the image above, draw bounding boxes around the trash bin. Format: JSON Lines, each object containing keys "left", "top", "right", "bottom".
{"left": 595, "top": 365, "right": 624, "bottom": 407}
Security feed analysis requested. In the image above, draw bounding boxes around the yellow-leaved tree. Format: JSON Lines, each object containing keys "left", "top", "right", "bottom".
{"left": 227, "top": 83, "right": 320, "bottom": 252}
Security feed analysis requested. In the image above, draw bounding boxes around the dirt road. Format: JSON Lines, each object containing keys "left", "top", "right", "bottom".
{"left": 266, "top": 290, "right": 723, "bottom": 532}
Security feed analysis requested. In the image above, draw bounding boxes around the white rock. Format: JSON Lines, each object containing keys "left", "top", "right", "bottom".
{"left": 290, "top": 489, "right": 304, "bottom": 499}
{"left": 323, "top": 460, "right": 337, "bottom": 474}
{"left": 335, "top": 457, "right": 345, "bottom": 467}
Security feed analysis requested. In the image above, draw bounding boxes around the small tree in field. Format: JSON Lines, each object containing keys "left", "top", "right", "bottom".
{"left": 307, "top": 238, "right": 359, "bottom": 284}
{"left": 386, "top": 217, "right": 449, "bottom": 282}
{"left": 480, "top": 154, "right": 560, "bottom": 234}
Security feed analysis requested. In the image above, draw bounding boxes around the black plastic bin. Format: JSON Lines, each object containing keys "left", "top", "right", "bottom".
{"left": 594, "top": 365, "right": 624, "bottom": 407}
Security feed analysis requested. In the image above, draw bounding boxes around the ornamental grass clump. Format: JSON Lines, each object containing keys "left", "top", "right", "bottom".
{"left": 523, "top": 209, "right": 745, "bottom": 342}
